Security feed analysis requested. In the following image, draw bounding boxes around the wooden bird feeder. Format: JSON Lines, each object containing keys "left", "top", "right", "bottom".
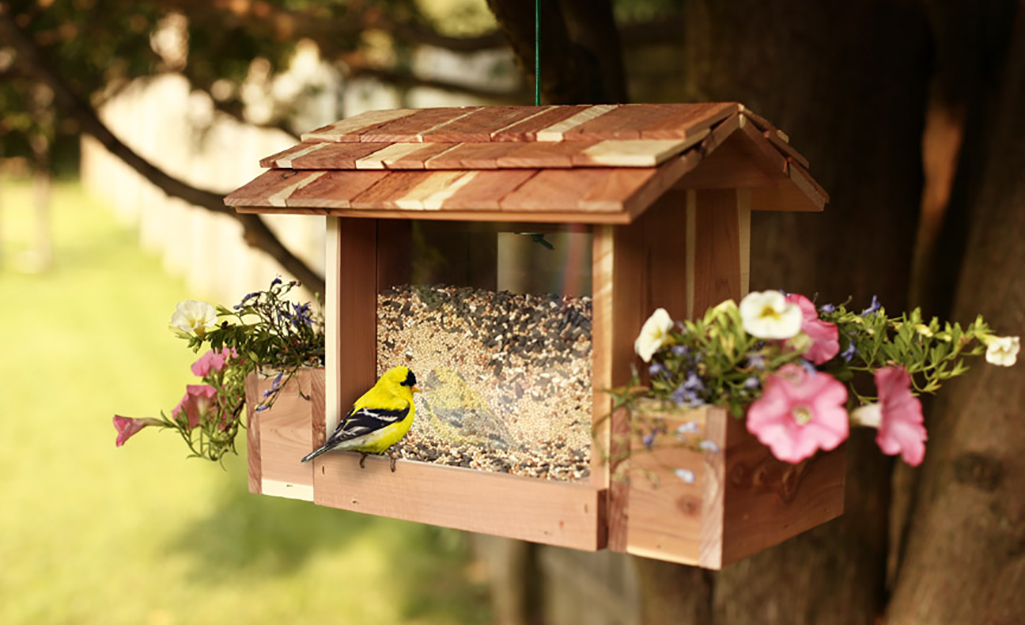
{"left": 226, "top": 103, "right": 844, "bottom": 569}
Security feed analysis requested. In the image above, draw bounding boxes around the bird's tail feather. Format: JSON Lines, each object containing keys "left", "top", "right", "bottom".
{"left": 300, "top": 445, "right": 332, "bottom": 463}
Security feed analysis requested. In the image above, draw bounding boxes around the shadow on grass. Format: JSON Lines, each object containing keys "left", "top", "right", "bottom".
{"left": 166, "top": 466, "right": 491, "bottom": 624}
{"left": 164, "top": 467, "right": 377, "bottom": 578}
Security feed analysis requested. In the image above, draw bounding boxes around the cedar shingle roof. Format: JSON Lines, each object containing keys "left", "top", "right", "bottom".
{"left": 225, "top": 103, "right": 826, "bottom": 224}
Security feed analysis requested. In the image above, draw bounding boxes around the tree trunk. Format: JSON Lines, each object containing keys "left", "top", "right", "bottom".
{"left": 485, "top": 0, "right": 626, "bottom": 104}
{"left": 885, "top": 5, "right": 1025, "bottom": 623}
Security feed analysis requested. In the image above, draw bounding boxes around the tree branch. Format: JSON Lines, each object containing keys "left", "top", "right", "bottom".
{"left": 0, "top": 4, "right": 325, "bottom": 295}
{"left": 344, "top": 61, "right": 528, "bottom": 102}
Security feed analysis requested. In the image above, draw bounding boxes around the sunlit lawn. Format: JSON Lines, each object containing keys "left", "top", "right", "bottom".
{"left": 0, "top": 179, "right": 490, "bottom": 625}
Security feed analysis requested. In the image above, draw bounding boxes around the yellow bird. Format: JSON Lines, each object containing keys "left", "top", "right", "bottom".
{"left": 300, "top": 366, "right": 419, "bottom": 471}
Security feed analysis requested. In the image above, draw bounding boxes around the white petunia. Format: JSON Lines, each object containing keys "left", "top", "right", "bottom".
{"left": 984, "top": 335, "right": 1020, "bottom": 367}
{"left": 738, "top": 291, "right": 803, "bottom": 340}
{"left": 170, "top": 300, "right": 218, "bottom": 338}
{"left": 634, "top": 308, "right": 674, "bottom": 363}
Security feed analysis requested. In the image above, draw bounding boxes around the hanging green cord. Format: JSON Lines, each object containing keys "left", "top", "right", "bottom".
{"left": 535, "top": 0, "right": 540, "bottom": 105}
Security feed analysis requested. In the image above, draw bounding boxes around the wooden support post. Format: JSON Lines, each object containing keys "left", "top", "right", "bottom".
{"left": 324, "top": 216, "right": 378, "bottom": 442}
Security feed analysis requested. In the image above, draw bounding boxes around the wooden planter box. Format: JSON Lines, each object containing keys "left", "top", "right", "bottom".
{"left": 614, "top": 404, "right": 845, "bottom": 569}
{"left": 228, "top": 103, "right": 839, "bottom": 567}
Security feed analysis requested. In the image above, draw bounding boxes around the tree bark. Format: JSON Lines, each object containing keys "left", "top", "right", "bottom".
{"left": 885, "top": 5, "right": 1025, "bottom": 623}
{"left": 484, "top": 0, "right": 627, "bottom": 103}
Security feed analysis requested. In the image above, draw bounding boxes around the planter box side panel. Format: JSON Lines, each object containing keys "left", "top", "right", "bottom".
{"left": 720, "top": 416, "right": 846, "bottom": 566}
{"left": 624, "top": 407, "right": 728, "bottom": 568}
{"left": 314, "top": 453, "right": 606, "bottom": 551}
{"left": 245, "top": 369, "right": 323, "bottom": 501}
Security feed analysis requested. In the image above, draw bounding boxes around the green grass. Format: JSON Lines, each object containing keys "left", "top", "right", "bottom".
{"left": 0, "top": 179, "right": 491, "bottom": 625}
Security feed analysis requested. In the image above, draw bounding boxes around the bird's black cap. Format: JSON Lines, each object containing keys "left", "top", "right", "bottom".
{"left": 402, "top": 369, "right": 418, "bottom": 388}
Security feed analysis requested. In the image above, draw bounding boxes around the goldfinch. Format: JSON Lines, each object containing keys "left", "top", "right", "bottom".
{"left": 300, "top": 366, "right": 419, "bottom": 471}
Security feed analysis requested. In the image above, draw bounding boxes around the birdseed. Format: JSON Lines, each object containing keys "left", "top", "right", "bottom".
{"left": 377, "top": 284, "right": 592, "bottom": 481}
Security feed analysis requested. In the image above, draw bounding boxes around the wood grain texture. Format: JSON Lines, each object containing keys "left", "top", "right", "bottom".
{"left": 591, "top": 225, "right": 616, "bottom": 495}
{"left": 245, "top": 368, "right": 323, "bottom": 501}
{"left": 244, "top": 373, "right": 263, "bottom": 494}
{"left": 574, "top": 138, "right": 699, "bottom": 167}
{"left": 495, "top": 141, "right": 596, "bottom": 168}
{"left": 678, "top": 131, "right": 778, "bottom": 189}
{"left": 348, "top": 171, "right": 437, "bottom": 209}
{"left": 262, "top": 142, "right": 380, "bottom": 169}
{"left": 302, "top": 109, "right": 417, "bottom": 142}
{"left": 625, "top": 407, "right": 716, "bottom": 566}
{"left": 738, "top": 105, "right": 811, "bottom": 168}
{"left": 259, "top": 141, "right": 332, "bottom": 168}
{"left": 577, "top": 168, "right": 660, "bottom": 212}
{"left": 423, "top": 142, "right": 521, "bottom": 169}
{"left": 490, "top": 106, "right": 591, "bottom": 142}
{"left": 435, "top": 169, "right": 537, "bottom": 210}
{"left": 359, "top": 107, "right": 481, "bottom": 143}
{"left": 639, "top": 102, "right": 740, "bottom": 140}
{"left": 313, "top": 453, "right": 607, "bottom": 550}
{"left": 621, "top": 405, "right": 846, "bottom": 569}
{"left": 691, "top": 189, "right": 743, "bottom": 315}
{"left": 285, "top": 170, "right": 389, "bottom": 209}
{"left": 620, "top": 151, "right": 704, "bottom": 219}
{"left": 749, "top": 181, "right": 824, "bottom": 213}
{"left": 392, "top": 170, "right": 479, "bottom": 209}
{"left": 535, "top": 105, "right": 618, "bottom": 142}
{"left": 224, "top": 169, "right": 307, "bottom": 207}
{"left": 789, "top": 161, "right": 830, "bottom": 209}
{"left": 602, "top": 214, "right": 651, "bottom": 550}
{"left": 719, "top": 417, "right": 846, "bottom": 567}
{"left": 737, "top": 117, "right": 790, "bottom": 177}
{"left": 355, "top": 143, "right": 443, "bottom": 169}
{"left": 561, "top": 104, "right": 687, "bottom": 141}
{"left": 419, "top": 106, "right": 545, "bottom": 142}
{"left": 499, "top": 168, "right": 612, "bottom": 211}
{"left": 234, "top": 204, "right": 635, "bottom": 225}
{"left": 334, "top": 219, "right": 378, "bottom": 433}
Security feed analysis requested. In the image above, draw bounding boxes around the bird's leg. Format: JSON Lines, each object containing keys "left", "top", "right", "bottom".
{"left": 359, "top": 452, "right": 368, "bottom": 469}
{"left": 388, "top": 451, "right": 397, "bottom": 473}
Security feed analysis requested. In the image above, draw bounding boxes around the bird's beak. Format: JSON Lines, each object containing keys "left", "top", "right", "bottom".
{"left": 412, "top": 385, "right": 421, "bottom": 394}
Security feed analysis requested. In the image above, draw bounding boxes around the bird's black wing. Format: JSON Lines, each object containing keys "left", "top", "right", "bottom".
{"left": 323, "top": 404, "right": 410, "bottom": 447}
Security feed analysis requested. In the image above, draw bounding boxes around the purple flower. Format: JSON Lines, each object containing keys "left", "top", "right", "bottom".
{"left": 799, "top": 359, "right": 819, "bottom": 376}
{"left": 747, "top": 354, "right": 766, "bottom": 370}
{"left": 642, "top": 430, "right": 658, "bottom": 450}
{"left": 648, "top": 362, "right": 666, "bottom": 377}
{"left": 818, "top": 303, "right": 836, "bottom": 314}
{"left": 271, "top": 276, "right": 283, "bottom": 287}
{"left": 860, "top": 295, "right": 881, "bottom": 316}
{"left": 840, "top": 340, "right": 858, "bottom": 362}
{"left": 671, "top": 345, "right": 689, "bottom": 357}
{"left": 744, "top": 376, "right": 760, "bottom": 390}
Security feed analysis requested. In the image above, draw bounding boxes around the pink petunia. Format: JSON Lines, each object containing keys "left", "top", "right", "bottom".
{"left": 786, "top": 294, "right": 840, "bottom": 365}
{"left": 746, "top": 364, "right": 849, "bottom": 463}
{"left": 190, "top": 347, "right": 237, "bottom": 377}
{"left": 172, "top": 384, "right": 218, "bottom": 429}
{"left": 856, "top": 366, "right": 927, "bottom": 466}
{"left": 113, "top": 415, "right": 161, "bottom": 447}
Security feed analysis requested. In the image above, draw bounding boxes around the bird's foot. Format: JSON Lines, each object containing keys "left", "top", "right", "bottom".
{"left": 359, "top": 452, "right": 368, "bottom": 469}
{"left": 389, "top": 453, "right": 397, "bottom": 473}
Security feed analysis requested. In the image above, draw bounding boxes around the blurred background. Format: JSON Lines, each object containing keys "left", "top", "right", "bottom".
{"left": 1, "top": 0, "right": 1023, "bottom": 624}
